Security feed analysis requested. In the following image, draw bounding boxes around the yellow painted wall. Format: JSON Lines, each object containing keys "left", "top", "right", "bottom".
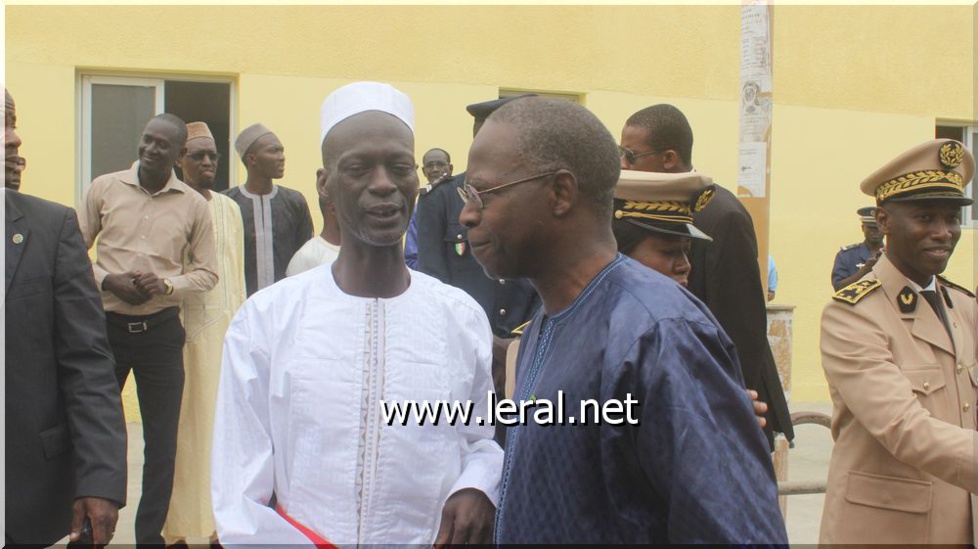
{"left": 6, "top": 5, "right": 975, "bottom": 414}
{"left": 770, "top": 105, "right": 975, "bottom": 400}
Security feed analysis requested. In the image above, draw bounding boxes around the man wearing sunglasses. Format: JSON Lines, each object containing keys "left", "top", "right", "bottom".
{"left": 164, "top": 122, "right": 246, "bottom": 546}
{"left": 620, "top": 104, "right": 793, "bottom": 451}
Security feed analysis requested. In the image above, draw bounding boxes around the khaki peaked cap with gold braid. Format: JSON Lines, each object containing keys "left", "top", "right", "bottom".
{"left": 860, "top": 139, "right": 974, "bottom": 205}
{"left": 614, "top": 170, "right": 716, "bottom": 241}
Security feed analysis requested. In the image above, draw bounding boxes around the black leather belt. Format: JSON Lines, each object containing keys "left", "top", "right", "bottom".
{"left": 106, "top": 307, "right": 179, "bottom": 334}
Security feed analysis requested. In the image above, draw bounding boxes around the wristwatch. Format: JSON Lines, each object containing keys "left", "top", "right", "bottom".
{"left": 162, "top": 278, "right": 174, "bottom": 296}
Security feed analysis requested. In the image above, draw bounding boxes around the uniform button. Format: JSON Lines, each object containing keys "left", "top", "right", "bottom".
{"left": 457, "top": 234, "right": 463, "bottom": 240}
{"left": 499, "top": 279, "right": 506, "bottom": 285}
{"left": 923, "top": 381, "right": 930, "bottom": 390}
{"left": 499, "top": 308, "right": 507, "bottom": 316}
{"left": 964, "top": 403, "right": 971, "bottom": 412}
{"left": 957, "top": 364, "right": 964, "bottom": 374}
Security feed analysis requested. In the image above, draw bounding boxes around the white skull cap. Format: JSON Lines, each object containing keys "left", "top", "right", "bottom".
{"left": 320, "top": 81, "right": 414, "bottom": 145}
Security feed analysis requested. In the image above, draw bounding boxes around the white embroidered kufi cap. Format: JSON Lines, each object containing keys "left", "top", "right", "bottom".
{"left": 320, "top": 81, "right": 414, "bottom": 145}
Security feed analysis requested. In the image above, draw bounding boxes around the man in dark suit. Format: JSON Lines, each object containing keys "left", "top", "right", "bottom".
{"left": 5, "top": 88, "right": 127, "bottom": 545}
{"left": 619, "top": 104, "right": 793, "bottom": 449}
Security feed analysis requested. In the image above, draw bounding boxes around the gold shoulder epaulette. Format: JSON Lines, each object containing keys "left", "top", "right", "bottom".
{"left": 510, "top": 320, "right": 532, "bottom": 337}
{"left": 832, "top": 279, "right": 882, "bottom": 305}
{"left": 938, "top": 275, "right": 976, "bottom": 298}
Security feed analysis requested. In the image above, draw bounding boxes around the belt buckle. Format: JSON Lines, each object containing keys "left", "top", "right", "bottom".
{"left": 127, "top": 321, "right": 148, "bottom": 334}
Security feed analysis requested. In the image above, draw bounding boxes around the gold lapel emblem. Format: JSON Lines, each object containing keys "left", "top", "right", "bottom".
{"left": 693, "top": 187, "right": 716, "bottom": 212}
{"left": 12, "top": 233, "right": 24, "bottom": 244}
{"left": 897, "top": 286, "right": 917, "bottom": 313}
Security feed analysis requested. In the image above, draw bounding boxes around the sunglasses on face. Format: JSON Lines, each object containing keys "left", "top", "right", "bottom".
{"left": 618, "top": 144, "right": 659, "bottom": 165}
{"left": 188, "top": 151, "right": 221, "bottom": 162}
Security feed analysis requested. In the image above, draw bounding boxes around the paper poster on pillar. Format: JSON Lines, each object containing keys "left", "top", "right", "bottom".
{"left": 738, "top": 142, "right": 767, "bottom": 198}
{"left": 739, "top": 0, "right": 772, "bottom": 199}
{"left": 740, "top": 77, "right": 772, "bottom": 143}
{"left": 739, "top": 5, "right": 772, "bottom": 142}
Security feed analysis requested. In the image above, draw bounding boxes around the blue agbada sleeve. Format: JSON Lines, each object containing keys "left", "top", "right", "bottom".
{"left": 627, "top": 319, "right": 788, "bottom": 544}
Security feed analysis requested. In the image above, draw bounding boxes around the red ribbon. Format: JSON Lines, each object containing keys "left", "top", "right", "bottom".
{"left": 275, "top": 504, "right": 338, "bottom": 548}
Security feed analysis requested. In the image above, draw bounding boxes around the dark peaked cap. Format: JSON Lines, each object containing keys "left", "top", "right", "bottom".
{"left": 466, "top": 94, "right": 538, "bottom": 122}
{"left": 856, "top": 206, "right": 877, "bottom": 225}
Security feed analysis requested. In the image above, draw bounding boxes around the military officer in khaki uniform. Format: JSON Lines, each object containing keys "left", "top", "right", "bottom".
{"left": 820, "top": 139, "right": 978, "bottom": 545}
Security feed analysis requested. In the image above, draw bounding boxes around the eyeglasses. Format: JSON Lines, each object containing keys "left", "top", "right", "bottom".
{"left": 457, "top": 171, "right": 558, "bottom": 210}
{"left": 618, "top": 144, "right": 659, "bottom": 165}
{"left": 187, "top": 151, "right": 221, "bottom": 162}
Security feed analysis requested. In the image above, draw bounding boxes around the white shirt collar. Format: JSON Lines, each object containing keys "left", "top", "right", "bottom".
{"left": 906, "top": 276, "right": 937, "bottom": 293}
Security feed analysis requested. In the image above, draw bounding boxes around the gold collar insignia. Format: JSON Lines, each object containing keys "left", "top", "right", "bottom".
{"left": 897, "top": 286, "right": 917, "bottom": 314}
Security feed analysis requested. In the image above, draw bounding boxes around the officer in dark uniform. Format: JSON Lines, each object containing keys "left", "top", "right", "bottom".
{"left": 404, "top": 149, "right": 454, "bottom": 270}
{"left": 416, "top": 96, "right": 540, "bottom": 444}
{"left": 831, "top": 206, "right": 884, "bottom": 290}
{"left": 416, "top": 95, "right": 541, "bottom": 339}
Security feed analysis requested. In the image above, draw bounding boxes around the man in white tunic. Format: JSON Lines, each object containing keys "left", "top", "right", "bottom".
{"left": 164, "top": 122, "right": 246, "bottom": 545}
{"left": 212, "top": 82, "right": 502, "bottom": 546}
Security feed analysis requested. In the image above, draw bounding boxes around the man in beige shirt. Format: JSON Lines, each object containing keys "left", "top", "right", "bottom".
{"left": 78, "top": 113, "right": 218, "bottom": 545}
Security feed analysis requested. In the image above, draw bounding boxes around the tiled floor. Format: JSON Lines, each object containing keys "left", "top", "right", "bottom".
{"left": 57, "top": 401, "right": 835, "bottom": 546}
